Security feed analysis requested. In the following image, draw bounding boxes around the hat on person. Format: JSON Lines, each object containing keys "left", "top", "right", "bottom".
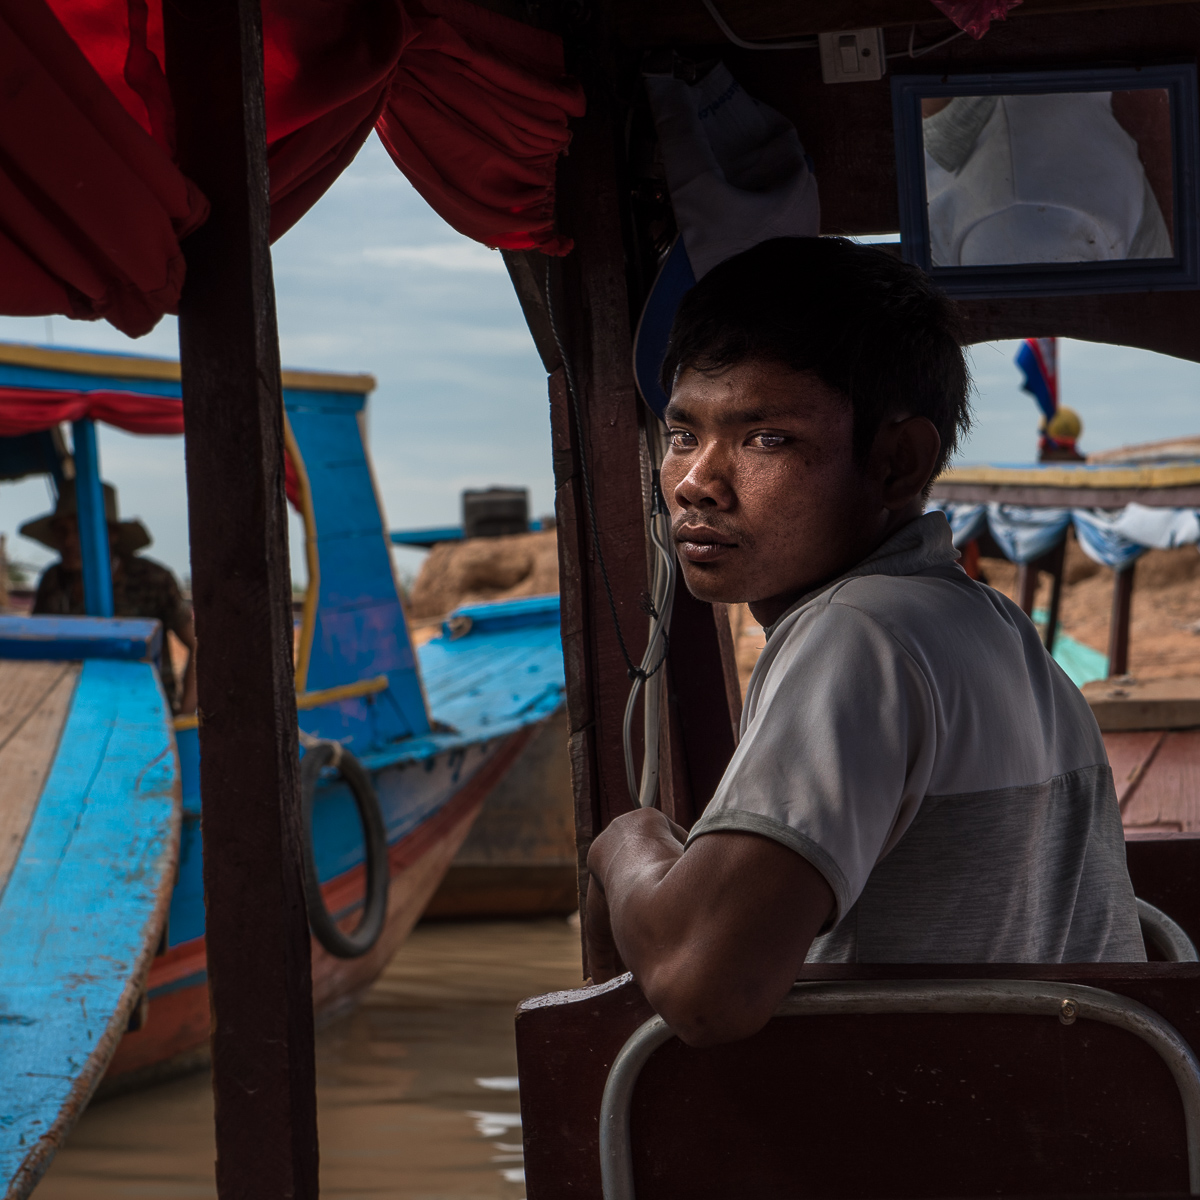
{"left": 633, "top": 63, "right": 821, "bottom": 419}
{"left": 20, "top": 480, "right": 151, "bottom": 557}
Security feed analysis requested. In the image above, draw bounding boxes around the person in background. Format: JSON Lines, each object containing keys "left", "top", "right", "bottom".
{"left": 22, "top": 480, "right": 197, "bottom": 713}
{"left": 1039, "top": 406, "right": 1086, "bottom": 461}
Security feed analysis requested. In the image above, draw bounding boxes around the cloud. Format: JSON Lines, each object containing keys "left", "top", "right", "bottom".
{"left": 361, "top": 243, "right": 507, "bottom": 273}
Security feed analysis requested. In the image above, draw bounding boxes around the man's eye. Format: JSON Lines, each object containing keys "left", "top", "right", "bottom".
{"left": 668, "top": 429, "right": 696, "bottom": 448}
{"left": 750, "top": 434, "right": 787, "bottom": 448}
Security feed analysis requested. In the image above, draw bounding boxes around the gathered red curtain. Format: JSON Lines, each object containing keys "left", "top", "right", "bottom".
{"left": 0, "top": 0, "right": 583, "bottom": 338}
{"left": 0, "top": 387, "right": 302, "bottom": 505}
{"left": 0, "top": 387, "right": 184, "bottom": 437}
{"left": 0, "top": 1, "right": 209, "bottom": 338}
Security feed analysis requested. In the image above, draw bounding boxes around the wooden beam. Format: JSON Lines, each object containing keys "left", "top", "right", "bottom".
{"left": 1108, "top": 562, "right": 1137, "bottom": 677}
{"left": 933, "top": 482, "right": 1200, "bottom": 508}
{"left": 1016, "top": 562, "right": 1039, "bottom": 617}
{"left": 549, "top": 85, "right": 652, "bottom": 967}
{"left": 162, "top": 2, "right": 319, "bottom": 1198}
{"left": 549, "top": 37, "right": 745, "bottom": 947}
{"left": 1043, "top": 537, "right": 1067, "bottom": 654}
{"left": 657, "top": 589, "right": 741, "bottom": 830}
{"left": 610, "top": 0, "right": 1196, "bottom": 46}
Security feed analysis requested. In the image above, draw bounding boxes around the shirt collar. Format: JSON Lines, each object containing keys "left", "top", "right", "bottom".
{"left": 763, "top": 511, "right": 960, "bottom": 640}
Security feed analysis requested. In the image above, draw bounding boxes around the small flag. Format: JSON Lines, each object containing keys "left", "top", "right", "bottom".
{"left": 1015, "top": 337, "right": 1058, "bottom": 420}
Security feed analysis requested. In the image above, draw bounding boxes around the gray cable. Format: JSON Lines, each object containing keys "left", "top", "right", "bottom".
{"left": 699, "top": 0, "right": 817, "bottom": 50}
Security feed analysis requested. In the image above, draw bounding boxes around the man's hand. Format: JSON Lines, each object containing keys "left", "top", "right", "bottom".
{"left": 585, "top": 809, "right": 687, "bottom": 983}
{"left": 585, "top": 808, "right": 834, "bottom": 1048}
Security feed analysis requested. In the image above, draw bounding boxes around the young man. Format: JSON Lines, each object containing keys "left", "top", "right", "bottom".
{"left": 585, "top": 237, "right": 1143, "bottom": 1049}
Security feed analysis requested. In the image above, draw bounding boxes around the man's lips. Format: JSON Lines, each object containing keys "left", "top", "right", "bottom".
{"left": 674, "top": 526, "right": 738, "bottom": 564}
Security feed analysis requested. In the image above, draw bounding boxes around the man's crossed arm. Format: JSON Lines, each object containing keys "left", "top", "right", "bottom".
{"left": 585, "top": 808, "right": 835, "bottom": 1047}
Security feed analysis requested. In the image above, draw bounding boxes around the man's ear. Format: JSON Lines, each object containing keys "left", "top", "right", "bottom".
{"left": 878, "top": 416, "right": 941, "bottom": 511}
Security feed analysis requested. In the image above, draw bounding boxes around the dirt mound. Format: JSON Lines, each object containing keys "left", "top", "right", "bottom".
{"left": 408, "top": 529, "right": 559, "bottom": 619}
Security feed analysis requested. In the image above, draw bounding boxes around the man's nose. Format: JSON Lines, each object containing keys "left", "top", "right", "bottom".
{"left": 673, "top": 444, "right": 735, "bottom": 510}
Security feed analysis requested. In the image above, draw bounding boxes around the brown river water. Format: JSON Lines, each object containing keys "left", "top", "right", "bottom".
{"left": 38, "top": 919, "right": 584, "bottom": 1200}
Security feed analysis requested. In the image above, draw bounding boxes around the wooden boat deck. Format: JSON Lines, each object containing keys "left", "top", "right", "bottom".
{"left": 358, "top": 596, "right": 566, "bottom": 774}
{"left": 0, "top": 661, "right": 78, "bottom": 896}
{"left": 0, "top": 649, "right": 180, "bottom": 1199}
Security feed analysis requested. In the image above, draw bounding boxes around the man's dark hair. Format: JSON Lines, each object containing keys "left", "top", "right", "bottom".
{"left": 660, "top": 237, "right": 971, "bottom": 479}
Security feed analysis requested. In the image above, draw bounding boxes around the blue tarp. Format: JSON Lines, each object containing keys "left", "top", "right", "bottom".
{"left": 929, "top": 500, "right": 1200, "bottom": 569}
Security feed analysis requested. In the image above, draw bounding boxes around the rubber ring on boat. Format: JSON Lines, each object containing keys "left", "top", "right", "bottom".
{"left": 299, "top": 741, "right": 389, "bottom": 959}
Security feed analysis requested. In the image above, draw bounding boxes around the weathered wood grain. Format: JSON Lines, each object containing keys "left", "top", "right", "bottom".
{"left": 0, "top": 661, "right": 78, "bottom": 899}
{"left": 0, "top": 659, "right": 179, "bottom": 1199}
{"left": 518, "top": 965, "right": 1200, "bottom": 1199}
{"left": 162, "top": 0, "right": 318, "bottom": 1195}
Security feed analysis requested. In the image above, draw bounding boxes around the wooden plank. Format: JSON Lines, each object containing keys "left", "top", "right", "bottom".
{"left": 0, "top": 341, "right": 374, "bottom": 393}
{"left": 657, "top": 588, "right": 741, "bottom": 830}
{"left": 0, "top": 616, "right": 161, "bottom": 663}
{"left": 1105, "top": 729, "right": 1167, "bottom": 805}
{"left": 934, "top": 482, "right": 1200, "bottom": 508}
{"left": 1119, "top": 730, "right": 1200, "bottom": 831}
{"left": 161, "top": 1, "right": 318, "bottom": 1197}
{"left": 0, "top": 659, "right": 179, "bottom": 1199}
{"left": 550, "top": 83, "right": 653, "bottom": 966}
{"left": 611, "top": 0, "right": 1197, "bottom": 45}
{"left": 1089, "top": 678, "right": 1200, "bottom": 732}
{"left": 0, "top": 661, "right": 78, "bottom": 898}
{"left": 1109, "top": 562, "right": 1137, "bottom": 678}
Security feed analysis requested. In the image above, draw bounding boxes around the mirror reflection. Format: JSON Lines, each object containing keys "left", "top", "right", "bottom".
{"left": 922, "top": 89, "right": 1174, "bottom": 266}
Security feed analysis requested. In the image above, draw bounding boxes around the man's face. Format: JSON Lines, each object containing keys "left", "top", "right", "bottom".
{"left": 53, "top": 517, "right": 82, "bottom": 571}
{"left": 662, "top": 361, "right": 894, "bottom": 623}
{"left": 53, "top": 516, "right": 118, "bottom": 572}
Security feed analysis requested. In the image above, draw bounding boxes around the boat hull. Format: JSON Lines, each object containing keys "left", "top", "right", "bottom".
{"left": 104, "top": 726, "right": 533, "bottom": 1087}
{"left": 424, "top": 711, "right": 578, "bottom": 918}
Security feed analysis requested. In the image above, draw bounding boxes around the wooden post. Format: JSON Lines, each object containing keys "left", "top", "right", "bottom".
{"left": 1017, "top": 562, "right": 1038, "bottom": 616}
{"left": 657, "top": 589, "right": 741, "bottom": 830}
{"left": 71, "top": 418, "right": 114, "bottom": 618}
{"left": 1042, "top": 537, "right": 1067, "bottom": 654}
{"left": 162, "top": 3, "right": 319, "bottom": 1198}
{"left": 1108, "top": 561, "right": 1137, "bottom": 678}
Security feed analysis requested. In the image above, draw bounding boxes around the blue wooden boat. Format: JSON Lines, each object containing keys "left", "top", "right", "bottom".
{"left": 0, "top": 344, "right": 565, "bottom": 1181}
{"left": 0, "top": 618, "right": 179, "bottom": 1198}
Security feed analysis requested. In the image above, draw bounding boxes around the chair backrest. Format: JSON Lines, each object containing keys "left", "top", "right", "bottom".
{"left": 516, "top": 965, "right": 1200, "bottom": 1200}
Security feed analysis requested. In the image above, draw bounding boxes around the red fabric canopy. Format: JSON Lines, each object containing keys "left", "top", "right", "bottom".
{"left": 0, "top": 1, "right": 209, "bottom": 337}
{"left": 0, "top": 387, "right": 184, "bottom": 437}
{"left": 0, "top": 0, "right": 583, "bottom": 337}
{"left": 0, "top": 386, "right": 302, "bottom": 505}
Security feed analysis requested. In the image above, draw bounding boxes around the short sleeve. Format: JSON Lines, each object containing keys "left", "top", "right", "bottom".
{"left": 687, "top": 600, "right": 938, "bottom": 924}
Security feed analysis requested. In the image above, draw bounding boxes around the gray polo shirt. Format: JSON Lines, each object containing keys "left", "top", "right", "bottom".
{"left": 688, "top": 512, "right": 1144, "bottom": 963}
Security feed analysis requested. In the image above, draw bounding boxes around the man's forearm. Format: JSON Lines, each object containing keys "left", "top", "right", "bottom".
{"left": 587, "top": 810, "right": 835, "bottom": 1047}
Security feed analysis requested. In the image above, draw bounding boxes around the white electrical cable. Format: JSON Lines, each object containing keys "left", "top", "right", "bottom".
{"left": 699, "top": 0, "right": 817, "bottom": 50}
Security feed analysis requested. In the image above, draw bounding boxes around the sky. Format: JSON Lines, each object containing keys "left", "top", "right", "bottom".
{"left": 2, "top": 134, "right": 1200, "bottom": 589}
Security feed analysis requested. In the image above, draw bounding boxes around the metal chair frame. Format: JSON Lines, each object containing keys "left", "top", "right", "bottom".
{"left": 599, "top": 978, "right": 1200, "bottom": 1200}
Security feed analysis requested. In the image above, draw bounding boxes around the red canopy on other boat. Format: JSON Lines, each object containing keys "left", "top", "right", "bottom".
{"left": 0, "top": 0, "right": 584, "bottom": 337}
{"left": 0, "top": 385, "right": 302, "bottom": 505}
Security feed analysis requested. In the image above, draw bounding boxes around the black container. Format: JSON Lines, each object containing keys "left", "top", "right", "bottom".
{"left": 462, "top": 487, "right": 529, "bottom": 539}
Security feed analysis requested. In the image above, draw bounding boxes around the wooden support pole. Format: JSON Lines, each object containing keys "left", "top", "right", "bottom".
{"left": 1108, "top": 561, "right": 1137, "bottom": 678}
{"left": 1017, "top": 562, "right": 1038, "bottom": 616}
{"left": 1042, "top": 537, "right": 1067, "bottom": 654}
{"left": 657, "top": 589, "right": 741, "bottom": 830}
{"left": 162, "top": 3, "right": 319, "bottom": 1198}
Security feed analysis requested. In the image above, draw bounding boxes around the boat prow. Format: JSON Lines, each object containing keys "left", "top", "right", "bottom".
{"left": 0, "top": 617, "right": 180, "bottom": 1199}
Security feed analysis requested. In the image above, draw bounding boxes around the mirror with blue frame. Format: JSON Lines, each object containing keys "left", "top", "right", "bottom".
{"left": 893, "top": 65, "right": 1200, "bottom": 296}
